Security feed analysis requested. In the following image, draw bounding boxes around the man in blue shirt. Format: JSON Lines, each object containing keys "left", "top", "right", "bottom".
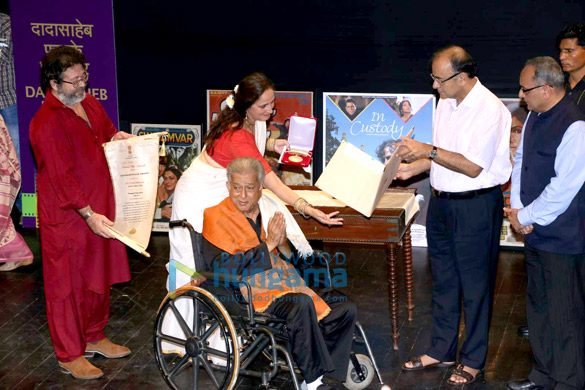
{"left": 506, "top": 56, "right": 585, "bottom": 390}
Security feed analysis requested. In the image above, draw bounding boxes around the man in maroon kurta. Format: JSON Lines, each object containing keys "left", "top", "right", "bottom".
{"left": 29, "top": 46, "right": 132, "bottom": 380}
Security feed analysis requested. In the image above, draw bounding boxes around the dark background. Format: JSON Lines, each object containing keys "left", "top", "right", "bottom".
{"left": 110, "top": 0, "right": 584, "bottom": 176}
{"left": 3, "top": 0, "right": 585, "bottom": 176}
{"left": 110, "top": 0, "right": 584, "bottom": 120}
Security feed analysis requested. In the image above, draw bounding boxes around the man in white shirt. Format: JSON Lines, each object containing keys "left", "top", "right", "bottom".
{"left": 395, "top": 45, "right": 511, "bottom": 385}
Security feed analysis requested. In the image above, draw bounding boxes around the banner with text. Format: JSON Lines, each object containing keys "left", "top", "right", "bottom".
{"left": 10, "top": 0, "right": 118, "bottom": 228}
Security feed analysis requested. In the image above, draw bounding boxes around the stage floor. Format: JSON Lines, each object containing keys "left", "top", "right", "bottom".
{"left": 0, "top": 232, "right": 532, "bottom": 390}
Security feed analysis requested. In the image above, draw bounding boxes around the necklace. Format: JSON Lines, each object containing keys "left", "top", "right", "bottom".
{"left": 244, "top": 116, "right": 255, "bottom": 133}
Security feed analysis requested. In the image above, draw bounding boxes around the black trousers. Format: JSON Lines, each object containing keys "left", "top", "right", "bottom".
{"left": 525, "top": 244, "right": 585, "bottom": 390}
{"left": 265, "top": 292, "right": 357, "bottom": 383}
{"left": 426, "top": 188, "right": 502, "bottom": 369}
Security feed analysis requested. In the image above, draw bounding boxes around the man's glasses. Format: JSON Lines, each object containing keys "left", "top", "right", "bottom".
{"left": 519, "top": 84, "right": 545, "bottom": 93}
{"left": 430, "top": 72, "right": 461, "bottom": 84}
{"left": 61, "top": 72, "right": 89, "bottom": 88}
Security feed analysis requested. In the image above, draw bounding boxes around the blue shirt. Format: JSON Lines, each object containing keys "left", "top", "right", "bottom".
{"left": 511, "top": 111, "right": 585, "bottom": 226}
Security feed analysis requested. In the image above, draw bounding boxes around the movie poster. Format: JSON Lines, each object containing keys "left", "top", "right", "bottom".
{"left": 207, "top": 90, "right": 314, "bottom": 185}
{"left": 130, "top": 123, "right": 202, "bottom": 232}
{"left": 323, "top": 93, "right": 435, "bottom": 246}
{"left": 499, "top": 98, "right": 528, "bottom": 248}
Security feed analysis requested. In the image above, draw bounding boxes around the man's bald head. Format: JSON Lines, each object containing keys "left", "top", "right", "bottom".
{"left": 431, "top": 45, "right": 477, "bottom": 78}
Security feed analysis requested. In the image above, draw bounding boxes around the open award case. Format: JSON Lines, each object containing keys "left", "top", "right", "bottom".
{"left": 315, "top": 126, "right": 414, "bottom": 217}
{"left": 278, "top": 115, "right": 317, "bottom": 167}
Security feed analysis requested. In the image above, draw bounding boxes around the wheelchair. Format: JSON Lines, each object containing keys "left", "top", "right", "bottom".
{"left": 153, "top": 220, "right": 390, "bottom": 390}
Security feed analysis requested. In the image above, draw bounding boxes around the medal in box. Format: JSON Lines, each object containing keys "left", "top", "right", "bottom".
{"left": 278, "top": 115, "right": 316, "bottom": 167}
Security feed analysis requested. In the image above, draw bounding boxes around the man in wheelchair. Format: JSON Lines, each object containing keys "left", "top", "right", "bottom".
{"left": 201, "top": 157, "right": 357, "bottom": 390}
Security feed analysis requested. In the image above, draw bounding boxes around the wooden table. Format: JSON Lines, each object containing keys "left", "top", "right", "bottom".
{"left": 288, "top": 187, "right": 417, "bottom": 350}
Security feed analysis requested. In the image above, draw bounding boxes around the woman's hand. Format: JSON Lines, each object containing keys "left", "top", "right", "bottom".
{"left": 274, "top": 139, "right": 290, "bottom": 154}
{"left": 306, "top": 206, "right": 343, "bottom": 226}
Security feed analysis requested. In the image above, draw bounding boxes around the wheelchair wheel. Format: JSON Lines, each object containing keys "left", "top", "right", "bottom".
{"left": 154, "top": 287, "right": 240, "bottom": 390}
{"left": 343, "top": 354, "right": 374, "bottom": 390}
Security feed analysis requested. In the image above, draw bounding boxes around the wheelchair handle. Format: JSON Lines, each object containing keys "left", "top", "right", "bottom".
{"left": 169, "top": 219, "right": 194, "bottom": 232}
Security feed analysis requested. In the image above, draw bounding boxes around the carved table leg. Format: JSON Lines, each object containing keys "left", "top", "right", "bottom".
{"left": 402, "top": 225, "right": 415, "bottom": 321}
{"left": 386, "top": 242, "right": 399, "bottom": 350}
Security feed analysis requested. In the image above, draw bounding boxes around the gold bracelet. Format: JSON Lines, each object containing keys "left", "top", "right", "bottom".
{"left": 294, "top": 197, "right": 307, "bottom": 213}
{"left": 299, "top": 202, "right": 313, "bottom": 218}
{"left": 266, "top": 137, "right": 276, "bottom": 152}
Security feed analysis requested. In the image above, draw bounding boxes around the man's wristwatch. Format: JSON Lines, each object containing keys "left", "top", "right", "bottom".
{"left": 82, "top": 209, "right": 94, "bottom": 220}
{"left": 429, "top": 146, "right": 438, "bottom": 160}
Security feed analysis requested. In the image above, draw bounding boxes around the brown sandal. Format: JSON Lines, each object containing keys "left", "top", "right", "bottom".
{"left": 401, "top": 356, "right": 456, "bottom": 371}
{"left": 447, "top": 364, "right": 483, "bottom": 385}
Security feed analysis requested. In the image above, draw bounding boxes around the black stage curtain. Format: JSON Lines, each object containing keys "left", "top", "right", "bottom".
{"left": 112, "top": 0, "right": 585, "bottom": 178}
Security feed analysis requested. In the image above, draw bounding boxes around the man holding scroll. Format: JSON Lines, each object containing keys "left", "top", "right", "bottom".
{"left": 30, "top": 46, "right": 133, "bottom": 380}
{"left": 395, "top": 45, "right": 511, "bottom": 385}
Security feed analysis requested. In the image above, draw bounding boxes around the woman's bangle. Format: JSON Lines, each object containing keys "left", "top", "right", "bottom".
{"left": 294, "top": 197, "right": 307, "bottom": 213}
{"left": 299, "top": 202, "right": 313, "bottom": 218}
{"left": 266, "top": 137, "right": 276, "bottom": 152}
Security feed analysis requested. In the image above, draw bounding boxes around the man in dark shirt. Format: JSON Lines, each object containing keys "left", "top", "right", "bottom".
{"left": 557, "top": 23, "right": 585, "bottom": 112}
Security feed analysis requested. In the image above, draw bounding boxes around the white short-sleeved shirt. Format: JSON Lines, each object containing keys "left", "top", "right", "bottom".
{"left": 430, "top": 79, "right": 512, "bottom": 192}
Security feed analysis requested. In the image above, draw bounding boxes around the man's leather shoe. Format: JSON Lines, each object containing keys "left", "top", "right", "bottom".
{"left": 517, "top": 325, "right": 530, "bottom": 338}
{"left": 86, "top": 338, "right": 131, "bottom": 359}
{"left": 507, "top": 378, "right": 541, "bottom": 390}
{"left": 59, "top": 356, "right": 103, "bottom": 380}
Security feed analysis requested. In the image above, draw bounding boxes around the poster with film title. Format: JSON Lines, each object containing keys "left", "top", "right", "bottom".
{"left": 499, "top": 98, "right": 528, "bottom": 248}
{"left": 207, "top": 89, "right": 314, "bottom": 185}
{"left": 131, "top": 123, "right": 202, "bottom": 232}
{"left": 323, "top": 92, "right": 435, "bottom": 247}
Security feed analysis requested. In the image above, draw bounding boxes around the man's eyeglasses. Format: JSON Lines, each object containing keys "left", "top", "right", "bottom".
{"left": 430, "top": 72, "right": 461, "bottom": 84}
{"left": 519, "top": 84, "right": 545, "bottom": 93}
{"left": 61, "top": 72, "right": 89, "bottom": 88}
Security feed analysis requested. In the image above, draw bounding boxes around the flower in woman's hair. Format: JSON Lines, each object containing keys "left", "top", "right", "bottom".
{"left": 225, "top": 93, "right": 235, "bottom": 109}
{"left": 234, "top": 84, "right": 239, "bottom": 94}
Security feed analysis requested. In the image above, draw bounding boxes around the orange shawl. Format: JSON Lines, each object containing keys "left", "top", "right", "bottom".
{"left": 203, "top": 197, "right": 330, "bottom": 321}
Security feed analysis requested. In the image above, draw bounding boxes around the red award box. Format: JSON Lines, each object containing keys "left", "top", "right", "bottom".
{"left": 278, "top": 115, "right": 317, "bottom": 167}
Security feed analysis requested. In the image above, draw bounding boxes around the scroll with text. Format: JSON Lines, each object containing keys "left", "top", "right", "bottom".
{"left": 103, "top": 133, "right": 164, "bottom": 256}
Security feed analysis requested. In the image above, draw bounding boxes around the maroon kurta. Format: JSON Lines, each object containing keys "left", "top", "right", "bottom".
{"left": 30, "top": 91, "right": 130, "bottom": 302}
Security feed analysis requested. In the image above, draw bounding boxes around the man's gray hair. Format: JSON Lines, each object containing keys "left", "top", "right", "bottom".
{"left": 226, "top": 157, "right": 265, "bottom": 186}
{"left": 525, "top": 56, "right": 565, "bottom": 89}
